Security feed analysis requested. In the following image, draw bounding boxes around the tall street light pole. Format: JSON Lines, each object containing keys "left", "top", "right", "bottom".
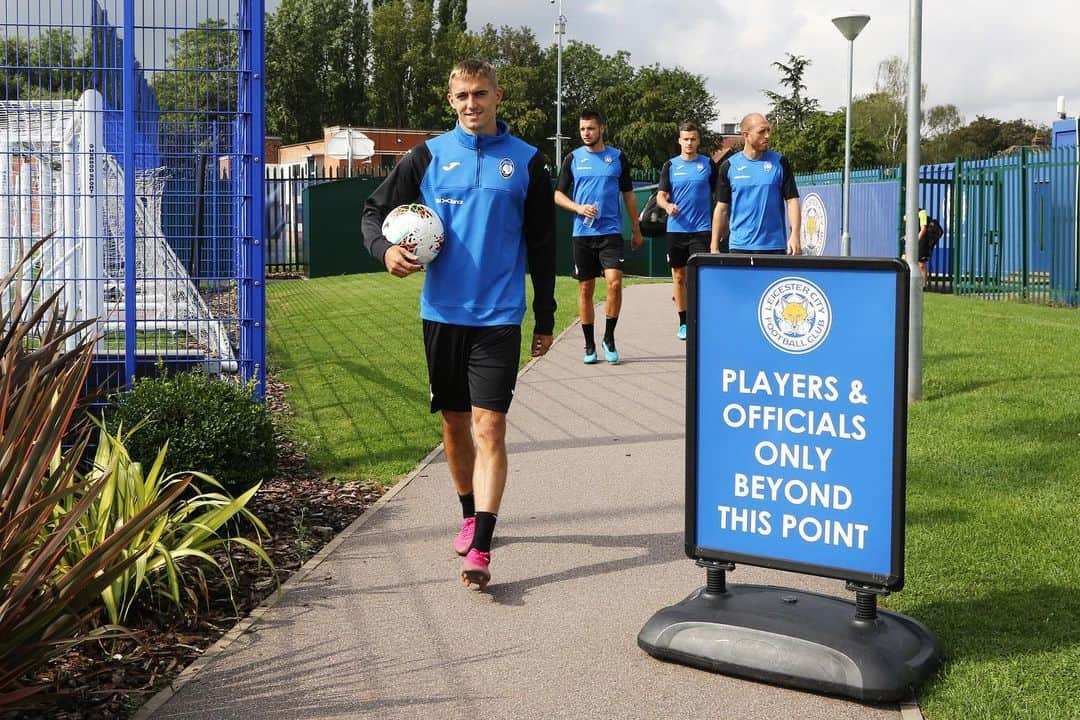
{"left": 904, "top": 0, "right": 924, "bottom": 402}
{"left": 553, "top": 0, "right": 567, "bottom": 164}
{"left": 832, "top": 13, "right": 870, "bottom": 257}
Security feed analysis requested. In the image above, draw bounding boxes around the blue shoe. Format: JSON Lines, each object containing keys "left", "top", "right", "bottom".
{"left": 583, "top": 348, "right": 598, "bottom": 364}
{"left": 677, "top": 324, "right": 687, "bottom": 341}
{"left": 602, "top": 340, "right": 619, "bottom": 364}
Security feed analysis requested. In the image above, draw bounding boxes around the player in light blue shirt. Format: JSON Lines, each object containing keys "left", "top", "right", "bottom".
{"left": 656, "top": 122, "right": 717, "bottom": 340}
{"left": 711, "top": 113, "right": 801, "bottom": 255}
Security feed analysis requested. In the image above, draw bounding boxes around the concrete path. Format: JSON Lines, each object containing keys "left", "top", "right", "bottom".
{"left": 142, "top": 283, "right": 907, "bottom": 720}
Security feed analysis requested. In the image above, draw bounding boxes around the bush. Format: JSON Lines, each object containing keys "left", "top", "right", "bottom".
{"left": 110, "top": 370, "right": 276, "bottom": 494}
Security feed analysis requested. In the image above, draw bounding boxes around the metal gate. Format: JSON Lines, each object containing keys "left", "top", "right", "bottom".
{"left": 1, "top": 0, "right": 266, "bottom": 396}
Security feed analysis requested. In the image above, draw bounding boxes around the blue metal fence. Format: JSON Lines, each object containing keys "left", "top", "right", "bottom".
{"left": 795, "top": 166, "right": 902, "bottom": 258}
{"left": 0, "top": 0, "right": 266, "bottom": 396}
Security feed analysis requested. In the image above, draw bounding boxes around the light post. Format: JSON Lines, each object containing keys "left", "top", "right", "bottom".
{"left": 832, "top": 13, "right": 870, "bottom": 257}
{"left": 549, "top": 0, "right": 568, "bottom": 164}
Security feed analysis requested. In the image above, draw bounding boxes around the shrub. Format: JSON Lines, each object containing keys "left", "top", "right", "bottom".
{"left": 0, "top": 240, "right": 190, "bottom": 709}
{"left": 110, "top": 370, "right": 277, "bottom": 494}
{"left": 57, "top": 421, "right": 274, "bottom": 625}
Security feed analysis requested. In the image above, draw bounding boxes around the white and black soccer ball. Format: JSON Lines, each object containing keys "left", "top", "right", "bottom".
{"left": 381, "top": 203, "right": 445, "bottom": 265}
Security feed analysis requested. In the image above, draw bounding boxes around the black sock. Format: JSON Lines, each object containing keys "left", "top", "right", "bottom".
{"left": 473, "top": 512, "right": 497, "bottom": 553}
{"left": 458, "top": 492, "right": 475, "bottom": 519}
{"left": 582, "top": 323, "right": 595, "bottom": 352}
{"left": 603, "top": 316, "right": 618, "bottom": 347}
{"left": 678, "top": 311, "right": 687, "bottom": 326}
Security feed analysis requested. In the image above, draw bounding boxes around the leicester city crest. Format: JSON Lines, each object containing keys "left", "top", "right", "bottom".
{"left": 499, "top": 157, "right": 515, "bottom": 178}
{"left": 800, "top": 192, "right": 827, "bottom": 256}
{"left": 758, "top": 276, "right": 832, "bottom": 354}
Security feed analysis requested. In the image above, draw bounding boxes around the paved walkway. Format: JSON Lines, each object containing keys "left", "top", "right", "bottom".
{"left": 141, "top": 284, "right": 909, "bottom": 720}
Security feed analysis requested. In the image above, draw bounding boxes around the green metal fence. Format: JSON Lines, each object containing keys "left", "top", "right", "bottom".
{"left": 953, "top": 147, "right": 1079, "bottom": 305}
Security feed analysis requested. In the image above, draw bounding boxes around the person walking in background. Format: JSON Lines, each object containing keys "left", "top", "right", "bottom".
{"left": 656, "top": 122, "right": 717, "bottom": 340}
{"left": 361, "top": 59, "right": 556, "bottom": 591}
{"left": 711, "top": 113, "right": 801, "bottom": 255}
{"left": 917, "top": 208, "right": 944, "bottom": 289}
{"left": 554, "top": 110, "right": 643, "bottom": 365}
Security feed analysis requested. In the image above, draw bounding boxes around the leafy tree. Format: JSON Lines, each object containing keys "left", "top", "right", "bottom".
{"left": 763, "top": 53, "right": 819, "bottom": 130}
{"left": 552, "top": 41, "right": 634, "bottom": 160}
{"left": 2, "top": 30, "right": 88, "bottom": 101}
{"left": 600, "top": 64, "right": 718, "bottom": 171}
{"left": 437, "top": 0, "right": 467, "bottom": 33}
{"left": 153, "top": 19, "right": 238, "bottom": 124}
{"left": 770, "top": 109, "right": 885, "bottom": 173}
{"left": 265, "top": 0, "right": 371, "bottom": 143}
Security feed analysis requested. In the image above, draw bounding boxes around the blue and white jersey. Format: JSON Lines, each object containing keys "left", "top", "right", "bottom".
{"left": 715, "top": 149, "right": 799, "bottom": 251}
{"left": 361, "top": 121, "right": 556, "bottom": 333}
{"left": 555, "top": 145, "right": 633, "bottom": 237}
{"left": 658, "top": 154, "right": 717, "bottom": 234}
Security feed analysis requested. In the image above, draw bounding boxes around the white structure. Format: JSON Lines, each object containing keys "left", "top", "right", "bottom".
{"left": 0, "top": 90, "right": 234, "bottom": 365}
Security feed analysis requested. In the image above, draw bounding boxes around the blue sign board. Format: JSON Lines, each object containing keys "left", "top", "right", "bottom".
{"left": 686, "top": 255, "right": 909, "bottom": 590}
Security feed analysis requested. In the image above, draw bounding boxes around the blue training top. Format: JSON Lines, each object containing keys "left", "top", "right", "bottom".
{"left": 715, "top": 149, "right": 799, "bottom": 251}
{"left": 555, "top": 145, "right": 633, "bottom": 237}
{"left": 658, "top": 154, "right": 717, "bottom": 234}
{"left": 360, "top": 120, "right": 557, "bottom": 332}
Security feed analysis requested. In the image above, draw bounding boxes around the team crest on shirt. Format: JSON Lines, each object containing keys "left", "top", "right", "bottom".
{"left": 697, "top": 162, "right": 705, "bottom": 172}
{"left": 604, "top": 154, "right": 613, "bottom": 163}
{"left": 758, "top": 277, "right": 832, "bottom": 355}
{"left": 499, "top": 158, "right": 515, "bottom": 178}
{"left": 763, "top": 161, "right": 773, "bottom": 172}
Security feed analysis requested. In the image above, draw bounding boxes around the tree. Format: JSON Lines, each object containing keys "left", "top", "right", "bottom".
{"left": 600, "top": 64, "right": 717, "bottom": 171}
{"left": 763, "top": 53, "right": 819, "bottom": 130}
{"left": 153, "top": 20, "right": 238, "bottom": 124}
{"left": 2, "top": 30, "right": 88, "bottom": 101}
{"left": 265, "top": 0, "right": 371, "bottom": 143}
{"left": 770, "top": 109, "right": 885, "bottom": 173}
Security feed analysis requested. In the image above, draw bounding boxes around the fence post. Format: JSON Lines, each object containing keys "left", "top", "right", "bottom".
{"left": 952, "top": 157, "right": 962, "bottom": 294}
{"left": 1020, "top": 147, "right": 1029, "bottom": 299}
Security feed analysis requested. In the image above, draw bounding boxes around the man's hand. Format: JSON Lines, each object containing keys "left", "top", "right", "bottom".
{"left": 531, "top": 333, "right": 554, "bottom": 357}
{"left": 787, "top": 232, "right": 801, "bottom": 256}
{"left": 666, "top": 203, "right": 680, "bottom": 217}
{"left": 579, "top": 203, "right": 599, "bottom": 219}
{"left": 630, "top": 228, "right": 644, "bottom": 251}
{"left": 384, "top": 244, "right": 423, "bottom": 277}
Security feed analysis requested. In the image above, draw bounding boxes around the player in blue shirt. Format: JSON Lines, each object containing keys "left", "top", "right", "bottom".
{"left": 362, "top": 60, "right": 556, "bottom": 590}
{"left": 711, "top": 113, "right": 801, "bottom": 255}
{"left": 656, "top": 122, "right": 717, "bottom": 340}
{"left": 554, "top": 110, "right": 643, "bottom": 365}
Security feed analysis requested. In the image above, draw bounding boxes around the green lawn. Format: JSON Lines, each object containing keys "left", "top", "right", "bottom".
{"left": 267, "top": 278, "right": 1080, "bottom": 719}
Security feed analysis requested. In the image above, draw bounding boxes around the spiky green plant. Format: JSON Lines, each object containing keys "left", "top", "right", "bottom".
{"left": 0, "top": 241, "right": 190, "bottom": 708}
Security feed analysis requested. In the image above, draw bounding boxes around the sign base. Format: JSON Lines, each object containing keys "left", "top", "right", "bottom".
{"left": 638, "top": 583, "right": 940, "bottom": 703}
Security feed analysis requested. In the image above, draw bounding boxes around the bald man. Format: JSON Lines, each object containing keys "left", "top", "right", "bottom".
{"left": 711, "top": 113, "right": 801, "bottom": 255}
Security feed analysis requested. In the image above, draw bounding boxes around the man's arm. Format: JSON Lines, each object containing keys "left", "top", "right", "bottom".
{"left": 786, "top": 197, "right": 801, "bottom": 255}
{"left": 524, "top": 152, "right": 557, "bottom": 356}
{"left": 711, "top": 158, "right": 732, "bottom": 252}
{"left": 656, "top": 161, "right": 677, "bottom": 215}
{"left": 711, "top": 202, "right": 730, "bottom": 253}
{"left": 623, "top": 190, "right": 643, "bottom": 250}
{"left": 779, "top": 156, "right": 800, "bottom": 255}
{"left": 553, "top": 153, "right": 595, "bottom": 218}
{"left": 361, "top": 147, "right": 430, "bottom": 276}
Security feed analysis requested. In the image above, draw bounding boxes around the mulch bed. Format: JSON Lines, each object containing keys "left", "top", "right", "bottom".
{"left": 2, "top": 374, "right": 382, "bottom": 720}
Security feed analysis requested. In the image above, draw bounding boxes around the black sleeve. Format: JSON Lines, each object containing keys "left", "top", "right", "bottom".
{"left": 709, "top": 159, "right": 719, "bottom": 190}
{"left": 524, "top": 152, "right": 557, "bottom": 335}
{"left": 617, "top": 151, "right": 633, "bottom": 193}
{"left": 714, "top": 159, "right": 733, "bottom": 204}
{"left": 361, "top": 146, "right": 431, "bottom": 265}
{"left": 779, "top": 156, "right": 799, "bottom": 200}
{"left": 554, "top": 153, "right": 575, "bottom": 195}
{"left": 657, "top": 161, "right": 672, "bottom": 194}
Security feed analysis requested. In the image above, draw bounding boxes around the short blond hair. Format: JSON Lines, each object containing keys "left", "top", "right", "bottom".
{"left": 448, "top": 59, "right": 498, "bottom": 90}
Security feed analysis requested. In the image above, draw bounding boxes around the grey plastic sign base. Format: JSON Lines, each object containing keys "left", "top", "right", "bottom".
{"left": 638, "top": 583, "right": 941, "bottom": 703}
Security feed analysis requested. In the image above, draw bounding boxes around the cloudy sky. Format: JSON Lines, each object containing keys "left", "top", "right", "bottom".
{"left": 464, "top": 0, "right": 1079, "bottom": 129}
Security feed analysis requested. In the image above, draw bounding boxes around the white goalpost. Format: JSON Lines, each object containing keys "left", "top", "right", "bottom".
{"left": 0, "top": 89, "right": 236, "bottom": 367}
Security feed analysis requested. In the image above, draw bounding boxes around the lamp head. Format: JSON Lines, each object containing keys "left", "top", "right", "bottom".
{"left": 832, "top": 13, "right": 870, "bottom": 41}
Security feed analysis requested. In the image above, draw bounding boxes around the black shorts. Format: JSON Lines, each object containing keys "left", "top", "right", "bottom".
{"left": 729, "top": 248, "right": 786, "bottom": 255}
{"left": 423, "top": 321, "right": 521, "bottom": 414}
{"left": 918, "top": 236, "right": 936, "bottom": 262}
{"left": 666, "top": 232, "right": 711, "bottom": 269}
{"left": 572, "top": 234, "right": 625, "bottom": 280}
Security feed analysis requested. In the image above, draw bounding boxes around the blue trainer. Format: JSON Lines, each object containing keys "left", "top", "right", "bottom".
{"left": 583, "top": 348, "right": 598, "bottom": 364}
{"left": 602, "top": 339, "right": 619, "bottom": 364}
{"left": 677, "top": 324, "right": 687, "bottom": 341}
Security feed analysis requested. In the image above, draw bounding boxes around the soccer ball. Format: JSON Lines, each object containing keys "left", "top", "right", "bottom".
{"left": 381, "top": 203, "right": 445, "bottom": 265}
